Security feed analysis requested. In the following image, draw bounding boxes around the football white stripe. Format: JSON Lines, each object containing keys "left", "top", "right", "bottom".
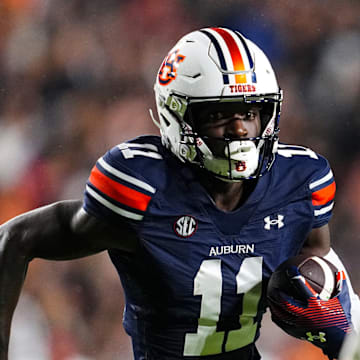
{"left": 309, "top": 170, "right": 333, "bottom": 190}
{"left": 314, "top": 202, "right": 334, "bottom": 216}
{"left": 311, "top": 256, "right": 335, "bottom": 300}
{"left": 86, "top": 185, "right": 143, "bottom": 221}
{"left": 98, "top": 157, "right": 156, "bottom": 194}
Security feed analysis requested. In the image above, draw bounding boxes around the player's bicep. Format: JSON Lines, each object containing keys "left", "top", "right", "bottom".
{"left": 34, "top": 200, "right": 139, "bottom": 259}
{"left": 72, "top": 206, "right": 139, "bottom": 255}
{"left": 301, "top": 224, "right": 331, "bottom": 257}
{"left": 1, "top": 200, "right": 85, "bottom": 261}
{"left": 2, "top": 199, "right": 137, "bottom": 262}
{"left": 20, "top": 200, "right": 107, "bottom": 260}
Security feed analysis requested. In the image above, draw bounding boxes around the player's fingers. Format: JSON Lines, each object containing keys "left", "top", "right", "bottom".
{"left": 286, "top": 266, "right": 318, "bottom": 300}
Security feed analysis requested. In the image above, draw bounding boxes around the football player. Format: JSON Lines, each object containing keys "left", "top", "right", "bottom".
{"left": 0, "top": 27, "right": 359, "bottom": 360}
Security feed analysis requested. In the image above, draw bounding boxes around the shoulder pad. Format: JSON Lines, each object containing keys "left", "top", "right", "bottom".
{"left": 83, "top": 136, "right": 167, "bottom": 222}
{"left": 274, "top": 144, "right": 335, "bottom": 227}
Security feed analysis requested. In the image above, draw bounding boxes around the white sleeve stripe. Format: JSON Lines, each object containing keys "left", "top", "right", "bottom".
{"left": 309, "top": 169, "right": 333, "bottom": 190}
{"left": 98, "top": 157, "right": 156, "bottom": 194}
{"left": 86, "top": 185, "right": 143, "bottom": 221}
{"left": 314, "top": 202, "right": 334, "bottom": 216}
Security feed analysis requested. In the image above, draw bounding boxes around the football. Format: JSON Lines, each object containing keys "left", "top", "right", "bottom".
{"left": 267, "top": 254, "right": 338, "bottom": 302}
{"left": 267, "top": 255, "right": 349, "bottom": 359}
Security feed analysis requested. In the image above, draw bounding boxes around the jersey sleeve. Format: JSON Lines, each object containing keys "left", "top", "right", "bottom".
{"left": 309, "top": 160, "right": 336, "bottom": 228}
{"left": 83, "top": 143, "right": 158, "bottom": 224}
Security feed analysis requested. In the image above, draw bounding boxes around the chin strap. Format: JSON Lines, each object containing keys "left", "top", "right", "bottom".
{"left": 324, "top": 248, "right": 360, "bottom": 333}
{"left": 149, "top": 108, "right": 161, "bottom": 129}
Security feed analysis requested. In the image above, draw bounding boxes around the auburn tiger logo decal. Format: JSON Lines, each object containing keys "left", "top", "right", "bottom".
{"left": 158, "top": 49, "right": 185, "bottom": 86}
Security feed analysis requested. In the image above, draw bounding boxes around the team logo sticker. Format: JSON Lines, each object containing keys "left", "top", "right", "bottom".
{"left": 174, "top": 215, "right": 198, "bottom": 238}
{"left": 235, "top": 160, "right": 246, "bottom": 172}
{"left": 158, "top": 49, "right": 185, "bottom": 86}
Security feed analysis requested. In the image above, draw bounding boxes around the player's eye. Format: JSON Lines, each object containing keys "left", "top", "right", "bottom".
{"left": 246, "top": 111, "right": 256, "bottom": 120}
{"left": 209, "top": 112, "right": 226, "bottom": 121}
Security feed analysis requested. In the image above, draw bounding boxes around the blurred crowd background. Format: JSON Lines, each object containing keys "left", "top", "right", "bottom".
{"left": 0, "top": 0, "right": 359, "bottom": 359}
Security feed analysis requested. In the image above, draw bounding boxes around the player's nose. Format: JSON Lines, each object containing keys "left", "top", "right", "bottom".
{"left": 226, "top": 114, "right": 248, "bottom": 138}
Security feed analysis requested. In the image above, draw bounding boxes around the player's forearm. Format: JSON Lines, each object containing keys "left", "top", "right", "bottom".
{"left": 0, "top": 200, "right": 102, "bottom": 261}
{"left": 0, "top": 200, "right": 82, "bottom": 358}
{"left": 0, "top": 199, "right": 115, "bottom": 358}
{"left": 324, "top": 248, "right": 360, "bottom": 333}
{"left": 0, "top": 224, "right": 30, "bottom": 359}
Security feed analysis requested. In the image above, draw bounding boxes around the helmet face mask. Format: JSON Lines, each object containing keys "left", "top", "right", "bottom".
{"left": 153, "top": 27, "right": 283, "bottom": 181}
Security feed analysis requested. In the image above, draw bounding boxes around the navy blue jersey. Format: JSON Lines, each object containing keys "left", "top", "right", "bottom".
{"left": 83, "top": 136, "right": 335, "bottom": 359}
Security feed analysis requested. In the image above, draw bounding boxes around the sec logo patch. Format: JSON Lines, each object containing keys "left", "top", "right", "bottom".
{"left": 174, "top": 215, "right": 198, "bottom": 238}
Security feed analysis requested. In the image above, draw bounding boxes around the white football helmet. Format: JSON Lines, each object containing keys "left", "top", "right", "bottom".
{"left": 152, "top": 27, "right": 283, "bottom": 181}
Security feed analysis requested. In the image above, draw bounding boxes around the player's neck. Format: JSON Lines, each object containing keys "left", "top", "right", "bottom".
{"left": 197, "top": 172, "right": 256, "bottom": 212}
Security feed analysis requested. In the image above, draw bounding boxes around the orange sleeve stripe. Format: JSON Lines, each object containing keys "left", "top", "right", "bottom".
{"left": 89, "top": 166, "right": 151, "bottom": 211}
{"left": 312, "top": 181, "right": 336, "bottom": 206}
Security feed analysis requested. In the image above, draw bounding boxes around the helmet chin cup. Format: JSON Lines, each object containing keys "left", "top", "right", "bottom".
{"left": 201, "top": 139, "right": 260, "bottom": 181}
{"left": 224, "top": 141, "right": 257, "bottom": 160}
{"left": 225, "top": 140, "right": 260, "bottom": 177}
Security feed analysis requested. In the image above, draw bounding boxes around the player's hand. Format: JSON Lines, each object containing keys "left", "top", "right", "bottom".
{"left": 268, "top": 266, "right": 352, "bottom": 359}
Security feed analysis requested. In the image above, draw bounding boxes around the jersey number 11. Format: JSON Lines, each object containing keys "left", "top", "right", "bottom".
{"left": 183, "top": 257, "right": 263, "bottom": 356}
